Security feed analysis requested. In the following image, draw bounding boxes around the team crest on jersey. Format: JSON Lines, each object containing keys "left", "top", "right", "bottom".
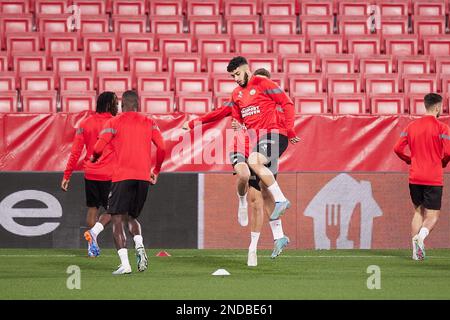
{"left": 249, "top": 89, "right": 256, "bottom": 96}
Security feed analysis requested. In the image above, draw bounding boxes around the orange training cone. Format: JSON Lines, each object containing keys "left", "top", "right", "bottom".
{"left": 156, "top": 251, "right": 171, "bottom": 257}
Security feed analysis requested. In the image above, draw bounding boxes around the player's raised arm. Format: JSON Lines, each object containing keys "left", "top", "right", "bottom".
{"left": 92, "top": 120, "right": 116, "bottom": 162}
{"left": 394, "top": 129, "right": 411, "bottom": 164}
{"left": 61, "top": 126, "right": 86, "bottom": 191}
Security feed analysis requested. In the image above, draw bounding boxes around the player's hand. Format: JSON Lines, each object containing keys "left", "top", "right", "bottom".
{"left": 61, "top": 178, "right": 70, "bottom": 192}
{"left": 289, "top": 136, "right": 300, "bottom": 144}
{"left": 231, "top": 119, "right": 242, "bottom": 131}
{"left": 182, "top": 121, "right": 190, "bottom": 131}
{"left": 150, "top": 171, "right": 158, "bottom": 185}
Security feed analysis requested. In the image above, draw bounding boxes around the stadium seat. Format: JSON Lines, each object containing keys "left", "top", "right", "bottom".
{"left": 213, "top": 75, "right": 237, "bottom": 94}
{"left": 214, "top": 93, "right": 232, "bottom": 110}
{"left": 112, "top": 0, "right": 146, "bottom": 15}
{"left": 34, "top": 0, "right": 68, "bottom": 14}
{"left": 72, "top": 0, "right": 107, "bottom": 15}
{"left": 0, "top": 90, "right": 18, "bottom": 112}
{"left": 0, "top": 14, "right": 33, "bottom": 47}
{"left": 0, "top": 0, "right": 30, "bottom": 14}
{"left": 121, "top": 34, "right": 154, "bottom": 67}
{"left": 310, "top": 35, "right": 343, "bottom": 56}
{"left": 112, "top": 15, "right": 147, "bottom": 39}
{"left": 13, "top": 52, "right": 46, "bottom": 74}
{"left": 293, "top": 93, "right": 329, "bottom": 114}
{"left": 44, "top": 32, "right": 79, "bottom": 68}
{"left": 263, "top": 16, "right": 297, "bottom": 36}
{"left": 300, "top": 0, "right": 333, "bottom": 15}
{"left": 327, "top": 74, "right": 362, "bottom": 94}
{"left": 149, "top": 0, "right": 183, "bottom": 16}
{"left": 98, "top": 72, "right": 133, "bottom": 92}
{"left": 413, "top": 0, "right": 446, "bottom": 16}
{"left": 442, "top": 75, "right": 450, "bottom": 94}
{"left": 60, "top": 91, "right": 97, "bottom": 112}
{"left": 408, "top": 94, "right": 428, "bottom": 115}
{"left": 338, "top": 16, "right": 372, "bottom": 36}
{"left": 186, "top": 0, "right": 220, "bottom": 16}
{"left": 269, "top": 72, "right": 287, "bottom": 89}
{"left": 364, "top": 73, "right": 399, "bottom": 94}
{"left": 21, "top": 72, "right": 56, "bottom": 91}
{"left": 289, "top": 74, "right": 323, "bottom": 94}
{"left": 403, "top": 74, "right": 437, "bottom": 94}
{"left": 189, "top": 16, "right": 222, "bottom": 35}
{"left": 175, "top": 73, "right": 209, "bottom": 93}
{"left": 177, "top": 92, "right": 213, "bottom": 113}
{"left": 338, "top": 1, "right": 371, "bottom": 16}
{"left": 91, "top": 52, "right": 124, "bottom": 79}
{"left": 283, "top": 54, "right": 317, "bottom": 73}
{"left": 397, "top": 55, "right": 431, "bottom": 75}
{"left": 413, "top": 16, "right": 446, "bottom": 37}
{"left": 37, "top": 14, "right": 72, "bottom": 33}
{"left": 136, "top": 72, "right": 171, "bottom": 92}
{"left": 223, "top": 0, "right": 258, "bottom": 16}
{"left": 321, "top": 54, "right": 355, "bottom": 74}
{"left": 247, "top": 54, "right": 278, "bottom": 73}
{"left": 21, "top": 90, "right": 57, "bottom": 112}
{"left": 262, "top": 0, "right": 296, "bottom": 16}
{"left": 129, "top": 53, "right": 163, "bottom": 87}
{"left": 79, "top": 15, "right": 110, "bottom": 34}
{"left": 359, "top": 55, "right": 394, "bottom": 74}
{"left": 150, "top": 16, "right": 184, "bottom": 34}
{"left": 0, "top": 72, "right": 17, "bottom": 90}
{"left": 60, "top": 72, "right": 95, "bottom": 91}
{"left": 140, "top": 92, "right": 175, "bottom": 113}
{"left": 206, "top": 54, "right": 236, "bottom": 74}
{"left": 369, "top": 93, "right": 405, "bottom": 114}
{"left": 158, "top": 34, "right": 193, "bottom": 58}
{"left": 6, "top": 32, "right": 40, "bottom": 56}
{"left": 52, "top": 52, "right": 86, "bottom": 74}
{"left": 197, "top": 35, "right": 231, "bottom": 69}
{"left": 331, "top": 93, "right": 367, "bottom": 114}
{"left": 423, "top": 36, "right": 450, "bottom": 58}
{"left": 167, "top": 53, "right": 201, "bottom": 73}
{"left": 384, "top": 35, "right": 419, "bottom": 57}
{"left": 83, "top": 34, "right": 117, "bottom": 67}
{"left": 346, "top": 35, "right": 381, "bottom": 59}
{"left": 301, "top": 15, "right": 334, "bottom": 36}
{"left": 0, "top": 52, "right": 8, "bottom": 71}
{"left": 234, "top": 35, "right": 268, "bottom": 54}
{"left": 226, "top": 16, "right": 260, "bottom": 35}
{"left": 378, "top": 16, "right": 409, "bottom": 37}
{"left": 435, "top": 56, "right": 450, "bottom": 76}
{"left": 375, "top": 0, "right": 409, "bottom": 16}
{"left": 271, "top": 35, "right": 305, "bottom": 56}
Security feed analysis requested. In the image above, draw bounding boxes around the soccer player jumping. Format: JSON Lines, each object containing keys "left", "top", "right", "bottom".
{"left": 394, "top": 93, "right": 450, "bottom": 260}
{"left": 226, "top": 56, "right": 300, "bottom": 255}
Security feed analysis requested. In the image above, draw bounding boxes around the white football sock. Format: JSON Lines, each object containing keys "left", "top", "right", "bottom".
{"left": 238, "top": 192, "right": 248, "bottom": 208}
{"left": 117, "top": 248, "right": 131, "bottom": 268}
{"left": 418, "top": 227, "right": 429, "bottom": 241}
{"left": 249, "top": 232, "right": 260, "bottom": 252}
{"left": 91, "top": 222, "right": 104, "bottom": 237}
{"left": 133, "top": 235, "right": 144, "bottom": 249}
{"left": 267, "top": 182, "right": 287, "bottom": 202}
{"left": 270, "top": 219, "right": 284, "bottom": 240}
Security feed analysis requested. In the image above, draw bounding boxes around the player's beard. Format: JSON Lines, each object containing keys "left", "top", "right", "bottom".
{"left": 239, "top": 73, "right": 249, "bottom": 88}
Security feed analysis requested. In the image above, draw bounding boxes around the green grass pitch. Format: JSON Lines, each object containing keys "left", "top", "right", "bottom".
{"left": 0, "top": 249, "right": 449, "bottom": 300}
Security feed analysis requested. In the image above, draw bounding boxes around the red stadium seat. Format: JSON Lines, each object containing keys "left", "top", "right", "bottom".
{"left": 197, "top": 35, "right": 231, "bottom": 69}
{"left": 112, "top": 15, "right": 147, "bottom": 38}
{"left": 60, "top": 91, "right": 97, "bottom": 112}
{"left": 338, "top": 1, "right": 371, "bottom": 16}
{"left": 375, "top": 0, "right": 409, "bottom": 16}
{"left": 98, "top": 72, "right": 133, "bottom": 92}
{"left": 413, "top": 0, "right": 446, "bottom": 16}
{"left": 283, "top": 54, "right": 317, "bottom": 73}
{"left": 379, "top": 16, "right": 409, "bottom": 36}
{"left": 435, "top": 56, "right": 450, "bottom": 75}
{"left": 300, "top": 0, "right": 333, "bottom": 15}
{"left": 129, "top": 53, "right": 163, "bottom": 85}
{"left": 310, "top": 35, "right": 343, "bottom": 56}
{"left": 37, "top": 14, "right": 72, "bottom": 33}
{"left": 121, "top": 34, "right": 154, "bottom": 65}
{"left": 0, "top": 14, "right": 33, "bottom": 47}
{"left": 440, "top": 74, "right": 450, "bottom": 94}
{"left": 187, "top": 0, "right": 220, "bottom": 16}
{"left": 0, "top": 52, "right": 8, "bottom": 71}
{"left": 293, "top": 93, "right": 329, "bottom": 114}
{"left": 52, "top": 52, "right": 86, "bottom": 74}
{"left": 158, "top": 34, "right": 192, "bottom": 57}
{"left": 224, "top": 0, "right": 258, "bottom": 16}
{"left": 263, "top": 16, "right": 297, "bottom": 36}
{"left": 338, "top": 16, "right": 372, "bottom": 36}
{"left": 0, "top": 0, "right": 30, "bottom": 14}
{"left": 247, "top": 54, "right": 278, "bottom": 73}
{"left": 175, "top": 73, "right": 209, "bottom": 93}
{"left": 423, "top": 36, "right": 450, "bottom": 57}
{"left": 369, "top": 93, "right": 405, "bottom": 114}
{"left": 206, "top": 53, "right": 236, "bottom": 74}
{"left": 397, "top": 56, "right": 431, "bottom": 75}
{"left": 213, "top": 74, "right": 238, "bottom": 94}
{"left": 359, "top": 55, "right": 394, "bottom": 74}
{"left": 21, "top": 90, "right": 57, "bottom": 112}
{"left": 408, "top": 94, "right": 428, "bottom": 115}
{"left": 289, "top": 74, "right": 323, "bottom": 94}
{"left": 0, "top": 72, "right": 17, "bottom": 90}
{"left": 140, "top": 92, "right": 175, "bottom": 113}
{"left": 189, "top": 16, "right": 222, "bottom": 35}
{"left": 226, "top": 16, "right": 260, "bottom": 35}
{"left": 413, "top": 16, "right": 446, "bottom": 36}
{"left": 262, "top": 0, "right": 296, "bottom": 16}
{"left": 167, "top": 53, "right": 201, "bottom": 73}
{"left": 177, "top": 92, "right": 213, "bottom": 113}
{"left": 79, "top": 15, "right": 110, "bottom": 34}
{"left": 321, "top": 54, "right": 355, "bottom": 74}
{"left": 21, "top": 72, "right": 55, "bottom": 90}
{"left": 271, "top": 35, "right": 305, "bottom": 56}
{"left": 346, "top": 35, "right": 381, "bottom": 58}
{"left": 364, "top": 73, "right": 399, "bottom": 94}
{"left": 83, "top": 34, "right": 116, "bottom": 67}
{"left": 403, "top": 74, "right": 437, "bottom": 94}
{"left": 384, "top": 35, "right": 419, "bottom": 57}
{"left": 137, "top": 72, "right": 171, "bottom": 92}
{"left": 72, "top": 0, "right": 107, "bottom": 15}
{"left": 234, "top": 35, "right": 268, "bottom": 54}
{"left": 91, "top": 52, "right": 124, "bottom": 78}
{"left": 151, "top": 16, "right": 184, "bottom": 34}
{"left": 214, "top": 93, "right": 232, "bottom": 110}
{"left": 327, "top": 74, "right": 362, "bottom": 94}
{"left": 6, "top": 32, "right": 40, "bottom": 55}
{"left": 13, "top": 52, "right": 46, "bottom": 74}
{"left": 301, "top": 15, "right": 334, "bottom": 36}
{"left": 0, "top": 90, "right": 18, "bottom": 112}
{"left": 331, "top": 93, "right": 367, "bottom": 114}
{"left": 44, "top": 32, "right": 79, "bottom": 68}
{"left": 112, "top": 0, "right": 146, "bottom": 15}
{"left": 149, "top": 0, "right": 183, "bottom": 16}
{"left": 268, "top": 72, "right": 287, "bottom": 89}
{"left": 35, "top": 0, "right": 68, "bottom": 14}
{"left": 60, "top": 72, "right": 95, "bottom": 91}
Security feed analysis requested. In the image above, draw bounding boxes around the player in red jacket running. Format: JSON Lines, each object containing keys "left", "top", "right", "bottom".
{"left": 227, "top": 56, "right": 300, "bottom": 258}
{"left": 394, "top": 93, "right": 450, "bottom": 260}
{"left": 61, "top": 91, "right": 118, "bottom": 257}
{"left": 92, "top": 91, "right": 166, "bottom": 275}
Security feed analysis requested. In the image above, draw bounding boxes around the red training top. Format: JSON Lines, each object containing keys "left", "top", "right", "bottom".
{"left": 394, "top": 115, "right": 450, "bottom": 186}
{"left": 93, "top": 112, "right": 166, "bottom": 183}
{"left": 63, "top": 112, "right": 115, "bottom": 181}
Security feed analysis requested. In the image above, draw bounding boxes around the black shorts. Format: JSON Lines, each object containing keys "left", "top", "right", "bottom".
{"left": 409, "top": 184, "right": 443, "bottom": 210}
{"left": 107, "top": 180, "right": 150, "bottom": 218}
{"left": 85, "top": 179, "right": 111, "bottom": 209}
{"left": 252, "top": 133, "right": 289, "bottom": 174}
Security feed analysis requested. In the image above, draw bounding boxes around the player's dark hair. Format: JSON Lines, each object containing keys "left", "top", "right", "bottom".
{"left": 122, "top": 90, "right": 139, "bottom": 111}
{"left": 254, "top": 68, "right": 271, "bottom": 78}
{"left": 96, "top": 91, "right": 117, "bottom": 113}
{"left": 424, "top": 93, "right": 442, "bottom": 110}
{"left": 227, "top": 56, "right": 248, "bottom": 72}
